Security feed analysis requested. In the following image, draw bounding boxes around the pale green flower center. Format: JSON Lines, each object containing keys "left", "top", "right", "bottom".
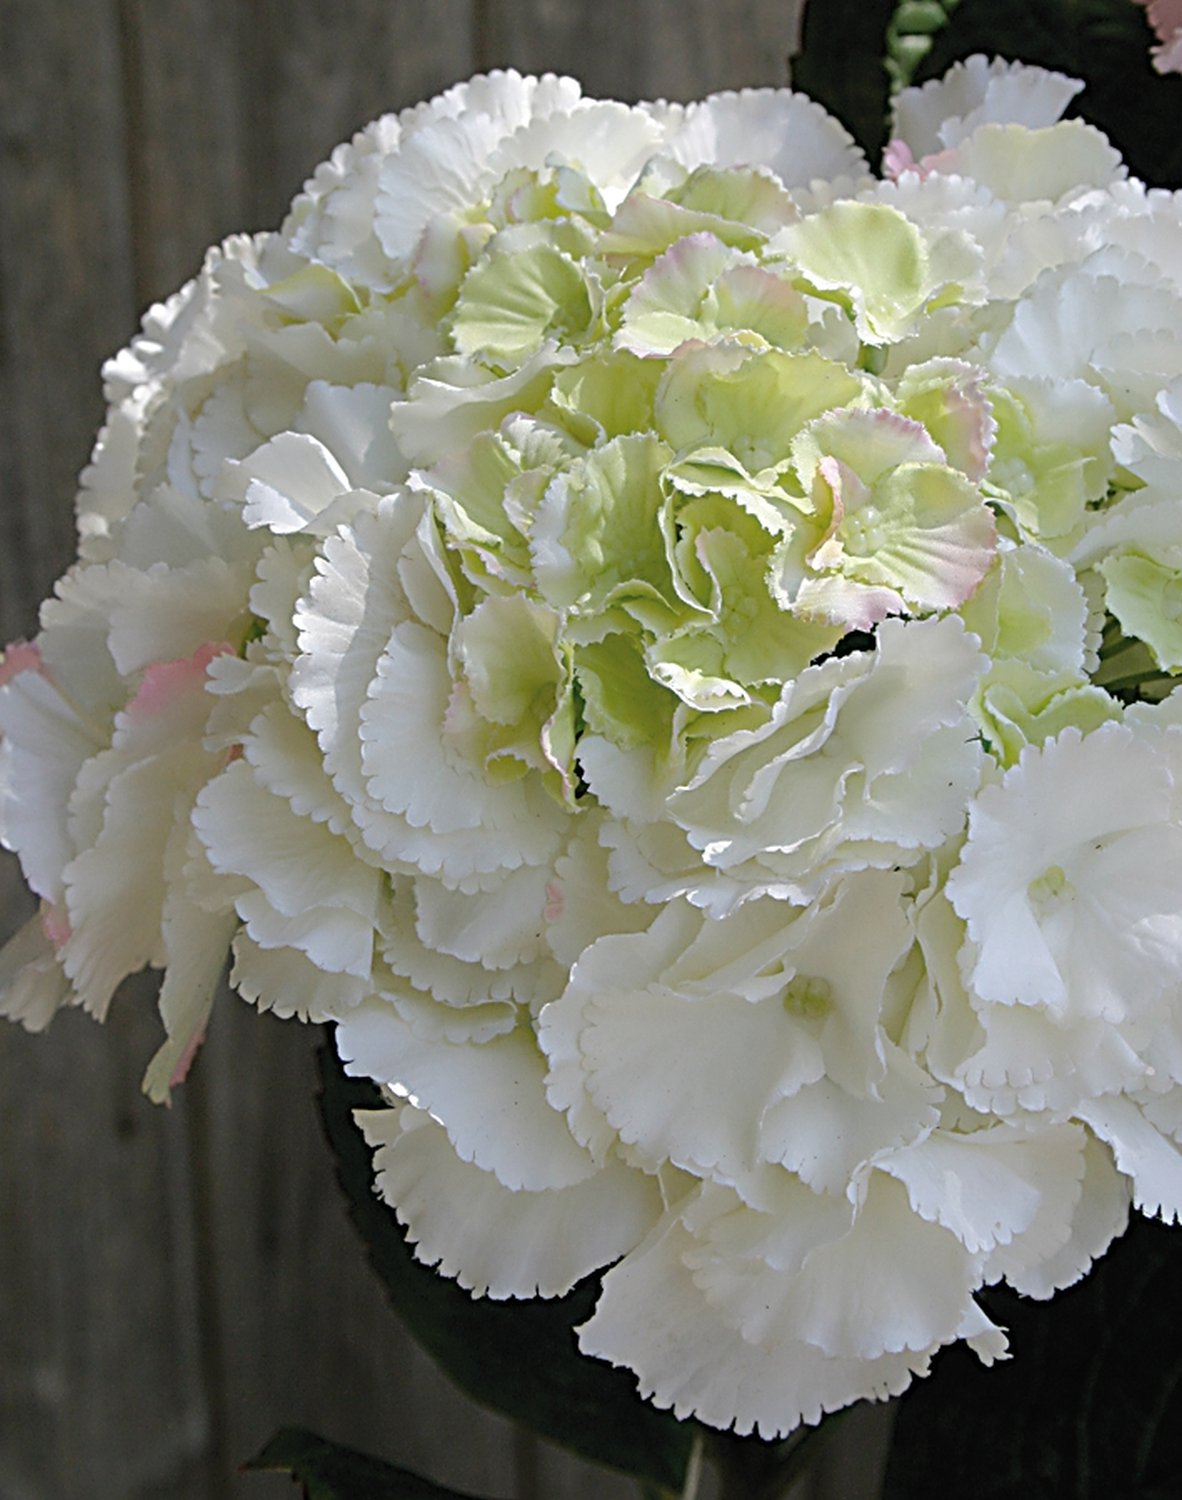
{"left": 782, "top": 974, "right": 834, "bottom": 1019}
{"left": 1028, "top": 864, "right": 1073, "bottom": 910}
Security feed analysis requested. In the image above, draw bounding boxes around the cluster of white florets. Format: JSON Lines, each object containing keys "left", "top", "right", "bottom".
{"left": 5, "top": 54, "right": 1182, "bottom": 1436}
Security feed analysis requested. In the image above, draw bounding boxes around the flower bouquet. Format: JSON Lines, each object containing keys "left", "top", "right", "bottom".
{"left": 5, "top": 3, "right": 1182, "bottom": 1495}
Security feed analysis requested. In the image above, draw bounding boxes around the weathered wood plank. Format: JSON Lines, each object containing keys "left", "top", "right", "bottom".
{"left": 197, "top": 1007, "right": 520, "bottom": 1500}
{"left": 117, "top": 0, "right": 254, "bottom": 304}
{"left": 0, "top": 3, "right": 212, "bottom": 1496}
{"left": 477, "top": 0, "right": 798, "bottom": 99}
{"left": 237, "top": 0, "right": 479, "bottom": 232}
{"left": 0, "top": 0, "right": 136, "bottom": 637}
{"left": 0, "top": 955, "right": 213, "bottom": 1499}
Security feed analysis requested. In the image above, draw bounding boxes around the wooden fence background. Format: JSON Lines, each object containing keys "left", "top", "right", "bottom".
{"left": 0, "top": 3, "right": 892, "bottom": 1496}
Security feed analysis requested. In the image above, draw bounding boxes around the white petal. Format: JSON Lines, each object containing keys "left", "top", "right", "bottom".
{"left": 881, "top": 1120, "right": 1085, "bottom": 1257}
{"left": 948, "top": 724, "right": 1182, "bottom": 1017}
{"left": 357, "top": 1100, "right": 660, "bottom": 1298}
{"left": 194, "top": 759, "right": 378, "bottom": 978}
{"left": 338, "top": 997, "right": 596, "bottom": 1190}
{"left": 220, "top": 431, "right": 351, "bottom": 534}
{"left": 242, "top": 699, "right": 360, "bottom": 842}
{"left": 1002, "top": 1132, "right": 1130, "bottom": 1297}
{"left": 761, "top": 1048, "right": 941, "bottom": 1194}
{"left": 294, "top": 381, "right": 404, "bottom": 492}
{"left": 0, "top": 914, "right": 72, "bottom": 1032}
{"left": 891, "top": 56, "right": 1083, "bottom": 157}
{"left": 292, "top": 497, "right": 425, "bottom": 812}
{"left": 358, "top": 621, "right": 565, "bottom": 878}
{"left": 1076, "top": 1095, "right": 1182, "bottom": 1224}
{"left": 375, "top": 110, "right": 511, "bottom": 261}
{"left": 736, "top": 1173, "right": 982, "bottom": 1359}
{"left": 61, "top": 653, "right": 226, "bottom": 1016}
{"left": 104, "top": 558, "right": 252, "bottom": 675}
{"left": 388, "top": 986, "right": 517, "bottom": 1045}
{"left": 0, "top": 666, "right": 104, "bottom": 902}
{"left": 413, "top": 865, "right": 552, "bottom": 970}
{"left": 490, "top": 102, "right": 667, "bottom": 205}
{"left": 230, "top": 930, "right": 368, "bottom": 1021}
{"left": 959, "top": 1000, "right": 1149, "bottom": 1115}
{"left": 579, "top": 1195, "right": 944, "bottom": 1438}
{"left": 381, "top": 874, "right": 564, "bottom": 1008}
{"left": 671, "top": 90, "right": 867, "bottom": 185}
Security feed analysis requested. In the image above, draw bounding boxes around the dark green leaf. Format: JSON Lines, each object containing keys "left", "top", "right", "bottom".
{"left": 916, "top": 0, "right": 1182, "bottom": 186}
{"left": 883, "top": 1216, "right": 1182, "bottom": 1499}
{"left": 243, "top": 1426, "right": 495, "bottom": 1500}
{"left": 316, "top": 1043, "right": 694, "bottom": 1491}
{"left": 792, "top": 0, "right": 897, "bottom": 159}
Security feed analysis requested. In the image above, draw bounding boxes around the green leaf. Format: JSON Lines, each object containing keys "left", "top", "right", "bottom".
{"left": 792, "top": 0, "right": 897, "bottom": 159}
{"left": 243, "top": 1426, "right": 493, "bottom": 1500}
{"left": 315, "top": 1042, "right": 695, "bottom": 1491}
{"left": 915, "top": 0, "right": 1182, "bottom": 187}
{"left": 883, "top": 1216, "right": 1182, "bottom": 1499}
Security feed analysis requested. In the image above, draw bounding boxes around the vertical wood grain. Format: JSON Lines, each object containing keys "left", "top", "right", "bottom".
{"left": 0, "top": 0, "right": 135, "bottom": 637}
{"left": 476, "top": 0, "right": 797, "bottom": 99}
{"left": 238, "top": 0, "right": 478, "bottom": 232}
{"left": 116, "top": 0, "right": 253, "bottom": 304}
{"left": 0, "top": 4, "right": 212, "bottom": 1496}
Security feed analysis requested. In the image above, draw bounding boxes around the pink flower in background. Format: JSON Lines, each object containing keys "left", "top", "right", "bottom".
{"left": 1137, "top": 0, "right": 1182, "bottom": 73}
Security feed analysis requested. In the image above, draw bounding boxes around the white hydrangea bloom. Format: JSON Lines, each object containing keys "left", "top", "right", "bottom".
{"left": 5, "top": 55, "right": 1182, "bottom": 1439}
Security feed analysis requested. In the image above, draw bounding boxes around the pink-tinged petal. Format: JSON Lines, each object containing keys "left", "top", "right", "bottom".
{"left": 787, "top": 409, "right": 997, "bottom": 617}
{"left": 805, "top": 456, "right": 852, "bottom": 569}
{"left": 1152, "top": 28, "right": 1182, "bottom": 73}
{"left": 791, "top": 574, "right": 906, "bottom": 631}
{"left": 883, "top": 139, "right": 918, "bottom": 180}
{"left": 916, "top": 147, "right": 960, "bottom": 178}
{"left": 0, "top": 916, "right": 71, "bottom": 1032}
{"left": 169, "top": 1026, "right": 206, "bottom": 1088}
{"left": 881, "top": 140, "right": 959, "bottom": 181}
{"left": 0, "top": 641, "right": 43, "bottom": 687}
{"left": 895, "top": 360, "right": 998, "bottom": 483}
{"left": 936, "top": 380, "right": 996, "bottom": 483}
{"left": 39, "top": 901, "right": 71, "bottom": 949}
{"left": 1144, "top": 0, "right": 1182, "bottom": 44}
{"left": 127, "top": 641, "right": 234, "bottom": 720}
{"left": 544, "top": 881, "right": 565, "bottom": 922}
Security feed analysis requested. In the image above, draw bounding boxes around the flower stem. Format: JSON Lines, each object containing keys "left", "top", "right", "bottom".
{"left": 680, "top": 1433, "right": 706, "bottom": 1500}
{"left": 705, "top": 1408, "right": 861, "bottom": 1500}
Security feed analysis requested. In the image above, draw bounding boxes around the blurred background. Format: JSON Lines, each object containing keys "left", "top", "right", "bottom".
{"left": 0, "top": 3, "right": 898, "bottom": 1496}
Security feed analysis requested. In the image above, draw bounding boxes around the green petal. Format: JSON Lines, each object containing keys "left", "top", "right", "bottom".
{"left": 546, "top": 351, "right": 663, "bottom": 444}
{"left": 1100, "top": 550, "right": 1182, "bottom": 673}
{"left": 777, "top": 202, "right": 930, "bottom": 343}
{"left": 841, "top": 461, "right": 997, "bottom": 611}
{"left": 617, "top": 233, "right": 807, "bottom": 357}
{"left": 775, "top": 201, "right": 980, "bottom": 345}
{"left": 656, "top": 345, "right": 865, "bottom": 474}
{"left": 532, "top": 433, "right": 677, "bottom": 613}
{"left": 452, "top": 230, "right": 596, "bottom": 363}
{"left": 451, "top": 593, "right": 576, "bottom": 792}
{"left": 973, "top": 661, "right": 1119, "bottom": 765}
{"left": 576, "top": 634, "right": 677, "bottom": 749}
